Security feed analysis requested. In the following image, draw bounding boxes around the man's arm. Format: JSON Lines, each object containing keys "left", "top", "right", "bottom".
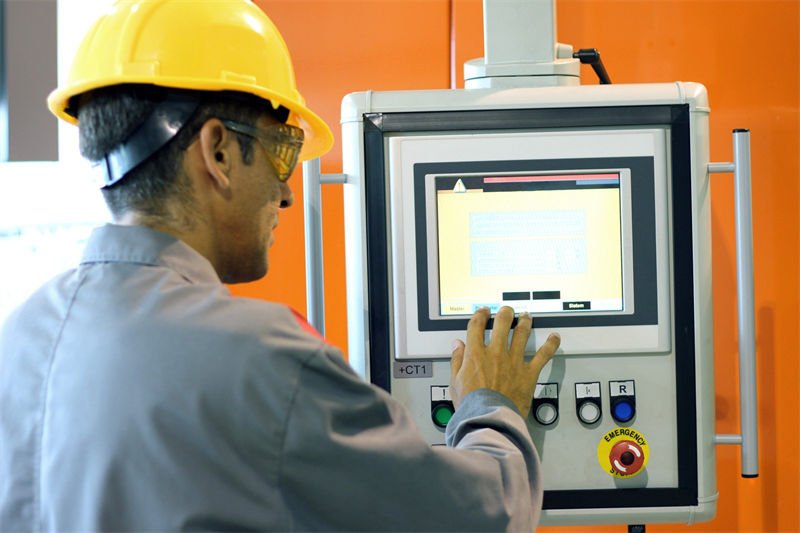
{"left": 277, "top": 306, "right": 559, "bottom": 531}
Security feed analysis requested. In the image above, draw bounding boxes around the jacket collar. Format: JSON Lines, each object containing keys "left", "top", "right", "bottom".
{"left": 81, "top": 224, "right": 220, "bottom": 284}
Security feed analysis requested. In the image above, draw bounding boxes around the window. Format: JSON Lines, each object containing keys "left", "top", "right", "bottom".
{"left": 0, "top": 162, "right": 108, "bottom": 324}
{"left": 1, "top": 0, "right": 8, "bottom": 161}
{"left": 0, "top": 1, "right": 112, "bottom": 327}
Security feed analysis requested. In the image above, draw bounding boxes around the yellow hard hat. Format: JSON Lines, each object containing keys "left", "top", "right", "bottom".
{"left": 47, "top": 0, "right": 333, "bottom": 162}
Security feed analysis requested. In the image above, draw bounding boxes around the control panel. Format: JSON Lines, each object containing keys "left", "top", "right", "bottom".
{"left": 341, "top": 83, "right": 717, "bottom": 525}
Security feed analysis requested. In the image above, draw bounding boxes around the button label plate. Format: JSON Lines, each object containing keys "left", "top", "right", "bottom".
{"left": 610, "top": 380, "right": 635, "bottom": 396}
{"left": 393, "top": 361, "right": 433, "bottom": 378}
{"left": 431, "top": 386, "right": 452, "bottom": 401}
{"left": 575, "top": 382, "right": 601, "bottom": 398}
{"left": 535, "top": 382, "right": 559, "bottom": 399}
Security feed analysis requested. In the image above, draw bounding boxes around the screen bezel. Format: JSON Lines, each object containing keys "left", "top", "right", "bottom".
{"left": 414, "top": 159, "right": 655, "bottom": 331}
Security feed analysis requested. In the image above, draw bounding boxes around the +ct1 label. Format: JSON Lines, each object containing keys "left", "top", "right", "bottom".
{"left": 393, "top": 361, "right": 433, "bottom": 379}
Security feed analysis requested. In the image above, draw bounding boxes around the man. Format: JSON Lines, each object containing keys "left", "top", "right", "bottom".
{"left": 0, "top": 1, "right": 560, "bottom": 530}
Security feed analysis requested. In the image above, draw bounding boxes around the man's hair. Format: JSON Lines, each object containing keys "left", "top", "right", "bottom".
{"left": 76, "top": 85, "right": 285, "bottom": 223}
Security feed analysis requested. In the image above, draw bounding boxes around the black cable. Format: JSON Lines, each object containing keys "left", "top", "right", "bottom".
{"left": 573, "top": 48, "right": 612, "bottom": 84}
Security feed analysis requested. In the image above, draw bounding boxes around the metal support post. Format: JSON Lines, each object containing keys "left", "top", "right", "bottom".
{"left": 302, "top": 158, "right": 348, "bottom": 336}
{"left": 708, "top": 129, "right": 759, "bottom": 478}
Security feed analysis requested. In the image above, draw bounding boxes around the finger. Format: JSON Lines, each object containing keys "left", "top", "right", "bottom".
{"left": 450, "top": 339, "right": 466, "bottom": 407}
{"left": 465, "top": 307, "right": 490, "bottom": 355}
{"left": 488, "top": 306, "right": 515, "bottom": 349}
{"left": 528, "top": 332, "right": 561, "bottom": 378}
{"left": 508, "top": 312, "right": 533, "bottom": 357}
{"left": 450, "top": 339, "right": 465, "bottom": 381}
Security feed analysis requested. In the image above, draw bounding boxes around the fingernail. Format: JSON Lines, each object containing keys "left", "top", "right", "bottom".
{"left": 451, "top": 339, "right": 462, "bottom": 351}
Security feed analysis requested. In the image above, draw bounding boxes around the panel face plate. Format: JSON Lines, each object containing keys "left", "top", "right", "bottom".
{"left": 386, "top": 128, "right": 672, "bottom": 360}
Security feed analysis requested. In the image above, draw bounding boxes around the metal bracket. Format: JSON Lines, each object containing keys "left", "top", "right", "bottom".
{"left": 302, "top": 158, "right": 348, "bottom": 336}
{"left": 463, "top": 0, "right": 580, "bottom": 89}
{"left": 708, "top": 129, "right": 759, "bottom": 478}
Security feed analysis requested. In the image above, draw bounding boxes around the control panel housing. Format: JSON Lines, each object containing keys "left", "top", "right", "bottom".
{"left": 341, "top": 83, "right": 716, "bottom": 525}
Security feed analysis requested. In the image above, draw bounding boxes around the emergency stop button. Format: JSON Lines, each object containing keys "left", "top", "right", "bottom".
{"left": 609, "top": 440, "right": 645, "bottom": 476}
{"left": 597, "top": 426, "right": 650, "bottom": 478}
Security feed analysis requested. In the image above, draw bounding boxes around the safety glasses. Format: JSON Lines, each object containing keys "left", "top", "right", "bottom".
{"left": 221, "top": 119, "right": 304, "bottom": 182}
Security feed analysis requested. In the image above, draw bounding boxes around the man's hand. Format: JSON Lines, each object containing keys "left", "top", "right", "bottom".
{"left": 450, "top": 306, "right": 561, "bottom": 417}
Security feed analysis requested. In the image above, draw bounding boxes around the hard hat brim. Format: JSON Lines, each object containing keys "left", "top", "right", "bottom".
{"left": 48, "top": 78, "right": 334, "bottom": 162}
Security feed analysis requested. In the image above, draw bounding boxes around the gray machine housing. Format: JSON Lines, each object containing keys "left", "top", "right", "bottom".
{"left": 340, "top": 82, "right": 718, "bottom": 526}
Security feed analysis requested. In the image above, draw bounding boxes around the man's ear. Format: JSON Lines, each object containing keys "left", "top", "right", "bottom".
{"left": 199, "top": 118, "right": 234, "bottom": 190}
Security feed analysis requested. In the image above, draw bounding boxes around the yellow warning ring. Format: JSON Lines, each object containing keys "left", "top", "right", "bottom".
{"left": 597, "top": 426, "right": 650, "bottom": 478}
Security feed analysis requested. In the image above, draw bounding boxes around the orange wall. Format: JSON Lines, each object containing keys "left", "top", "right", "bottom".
{"left": 237, "top": 1, "right": 799, "bottom": 531}
{"left": 232, "top": 0, "right": 452, "bottom": 354}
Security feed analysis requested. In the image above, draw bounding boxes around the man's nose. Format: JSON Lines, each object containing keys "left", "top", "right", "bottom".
{"left": 279, "top": 181, "right": 294, "bottom": 208}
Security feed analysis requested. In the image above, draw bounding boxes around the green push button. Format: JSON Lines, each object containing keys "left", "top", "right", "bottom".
{"left": 432, "top": 403, "right": 454, "bottom": 428}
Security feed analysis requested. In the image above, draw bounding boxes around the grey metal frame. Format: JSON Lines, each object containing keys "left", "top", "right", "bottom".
{"left": 0, "top": 0, "right": 8, "bottom": 162}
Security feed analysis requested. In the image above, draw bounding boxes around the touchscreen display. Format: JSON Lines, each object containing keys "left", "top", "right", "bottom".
{"left": 435, "top": 172, "right": 624, "bottom": 315}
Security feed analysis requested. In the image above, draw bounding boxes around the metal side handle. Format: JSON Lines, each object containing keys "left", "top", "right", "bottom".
{"left": 708, "top": 129, "right": 759, "bottom": 478}
{"left": 302, "top": 158, "right": 348, "bottom": 336}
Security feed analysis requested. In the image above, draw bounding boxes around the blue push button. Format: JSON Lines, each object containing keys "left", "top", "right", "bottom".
{"left": 612, "top": 399, "right": 635, "bottom": 423}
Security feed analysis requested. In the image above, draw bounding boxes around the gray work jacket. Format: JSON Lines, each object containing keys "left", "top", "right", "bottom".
{"left": 0, "top": 224, "right": 542, "bottom": 531}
